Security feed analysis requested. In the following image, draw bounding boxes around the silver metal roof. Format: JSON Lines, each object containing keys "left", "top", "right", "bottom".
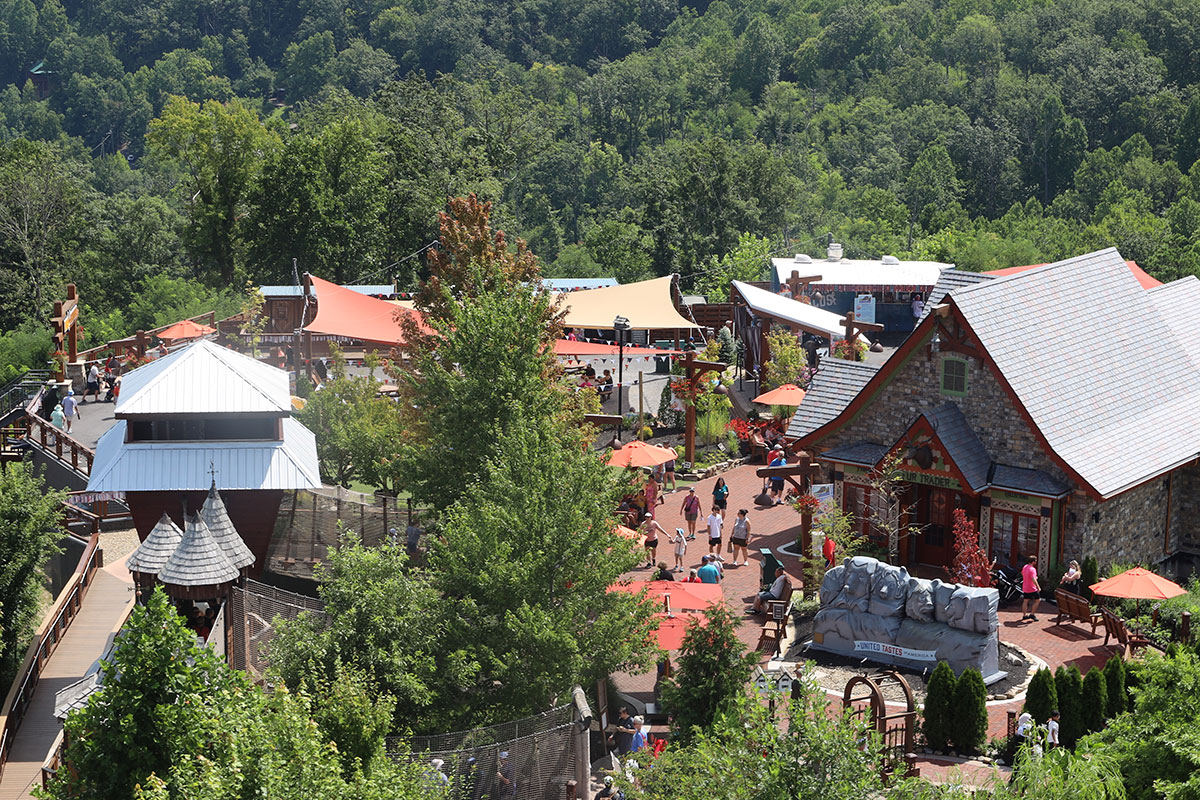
{"left": 116, "top": 339, "right": 291, "bottom": 417}
{"left": 126, "top": 512, "right": 183, "bottom": 575}
{"left": 200, "top": 484, "right": 256, "bottom": 570}
{"left": 87, "top": 417, "right": 321, "bottom": 492}
{"left": 159, "top": 515, "right": 240, "bottom": 587}
{"left": 951, "top": 248, "right": 1200, "bottom": 499}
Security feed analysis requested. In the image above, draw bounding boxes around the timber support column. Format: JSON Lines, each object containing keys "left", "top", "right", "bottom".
{"left": 681, "top": 352, "right": 727, "bottom": 466}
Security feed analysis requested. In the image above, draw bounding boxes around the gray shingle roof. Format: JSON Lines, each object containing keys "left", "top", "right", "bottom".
{"left": 1147, "top": 277, "right": 1200, "bottom": 369}
{"left": 158, "top": 515, "right": 240, "bottom": 588}
{"left": 989, "top": 464, "right": 1071, "bottom": 498}
{"left": 922, "top": 403, "right": 991, "bottom": 492}
{"left": 200, "top": 483, "right": 256, "bottom": 570}
{"left": 917, "top": 269, "right": 995, "bottom": 323}
{"left": 950, "top": 247, "right": 1200, "bottom": 498}
{"left": 822, "top": 442, "right": 890, "bottom": 466}
{"left": 125, "top": 512, "right": 183, "bottom": 575}
{"left": 787, "top": 359, "right": 880, "bottom": 440}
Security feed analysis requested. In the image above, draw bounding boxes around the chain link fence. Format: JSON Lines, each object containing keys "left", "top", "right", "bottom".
{"left": 390, "top": 703, "right": 580, "bottom": 800}
{"left": 225, "top": 579, "right": 327, "bottom": 680}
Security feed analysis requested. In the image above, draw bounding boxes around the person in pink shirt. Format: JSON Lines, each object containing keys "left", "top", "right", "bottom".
{"left": 1021, "top": 554, "right": 1041, "bottom": 621}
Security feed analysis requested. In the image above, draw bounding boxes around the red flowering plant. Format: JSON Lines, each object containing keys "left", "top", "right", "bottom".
{"left": 832, "top": 338, "right": 869, "bottom": 361}
{"left": 725, "top": 418, "right": 754, "bottom": 440}
{"left": 794, "top": 493, "right": 821, "bottom": 514}
{"left": 946, "top": 508, "right": 991, "bottom": 587}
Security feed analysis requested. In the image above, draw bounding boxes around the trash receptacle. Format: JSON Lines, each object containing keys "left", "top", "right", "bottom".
{"left": 760, "top": 548, "right": 784, "bottom": 588}
{"left": 653, "top": 341, "right": 674, "bottom": 374}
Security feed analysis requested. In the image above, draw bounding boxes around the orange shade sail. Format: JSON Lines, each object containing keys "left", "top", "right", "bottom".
{"left": 650, "top": 611, "right": 706, "bottom": 651}
{"left": 610, "top": 580, "right": 723, "bottom": 610}
{"left": 605, "top": 440, "right": 676, "bottom": 469}
{"left": 753, "top": 384, "right": 807, "bottom": 406}
{"left": 303, "top": 275, "right": 430, "bottom": 345}
{"left": 554, "top": 339, "right": 680, "bottom": 357}
{"left": 1089, "top": 567, "right": 1186, "bottom": 601}
{"left": 157, "top": 319, "right": 216, "bottom": 341}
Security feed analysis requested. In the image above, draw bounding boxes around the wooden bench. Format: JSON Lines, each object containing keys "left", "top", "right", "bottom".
{"left": 759, "top": 579, "right": 795, "bottom": 656}
{"left": 1100, "top": 607, "right": 1162, "bottom": 656}
{"left": 1054, "top": 588, "right": 1101, "bottom": 637}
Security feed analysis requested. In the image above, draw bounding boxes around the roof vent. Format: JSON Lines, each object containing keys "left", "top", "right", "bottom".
{"left": 881, "top": 255, "right": 900, "bottom": 265}
{"left": 794, "top": 253, "right": 812, "bottom": 264}
{"left": 827, "top": 242, "right": 843, "bottom": 261}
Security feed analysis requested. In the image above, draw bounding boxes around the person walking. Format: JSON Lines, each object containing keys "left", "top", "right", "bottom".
{"left": 84, "top": 363, "right": 101, "bottom": 403}
{"left": 61, "top": 390, "right": 79, "bottom": 434}
{"left": 630, "top": 717, "right": 648, "bottom": 753}
{"left": 1047, "top": 710, "right": 1060, "bottom": 749}
{"left": 641, "top": 513, "right": 666, "bottom": 569}
{"left": 680, "top": 488, "right": 701, "bottom": 540}
{"left": 706, "top": 506, "right": 723, "bottom": 555}
{"left": 645, "top": 474, "right": 663, "bottom": 511}
{"left": 697, "top": 555, "right": 721, "bottom": 584}
{"left": 730, "top": 509, "right": 751, "bottom": 566}
{"left": 711, "top": 477, "right": 729, "bottom": 519}
{"left": 767, "top": 446, "right": 787, "bottom": 504}
{"left": 611, "top": 707, "right": 635, "bottom": 754}
{"left": 663, "top": 449, "right": 677, "bottom": 491}
{"left": 1021, "top": 554, "right": 1041, "bottom": 621}
{"left": 50, "top": 403, "right": 66, "bottom": 431}
{"left": 39, "top": 380, "right": 59, "bottom": 420}
{"left": 823, "top": 532, "right": 837, "bottom": 568}
{"left": 671, "top": 527, "right": 688, "bottom": 572}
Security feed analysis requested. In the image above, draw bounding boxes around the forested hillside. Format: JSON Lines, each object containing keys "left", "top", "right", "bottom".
{"left": 3, "top": 0, "right": 1200, "bottom": 369}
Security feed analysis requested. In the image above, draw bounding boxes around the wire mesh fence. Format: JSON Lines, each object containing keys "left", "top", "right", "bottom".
{"left": 266, "top": 487, "right": 416, "bottom": 580}
{"left": 225, "top": 579, "right": 326, "bottom": 680}
{"left": 390, "top": 704, "right": 579, "bottom": 800}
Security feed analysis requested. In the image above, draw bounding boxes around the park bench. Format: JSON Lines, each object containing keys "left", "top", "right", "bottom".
{"left": 1100, "top": 607, "right": 1162, "bottom": 657}
{"left": 1053, "top": 588, "right": 1101, "bottom": 637}
{"left": 759, "top": 579, "right": 795, "bottom": 657}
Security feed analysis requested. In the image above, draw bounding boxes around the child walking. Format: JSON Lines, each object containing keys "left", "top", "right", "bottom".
{"left": 671, "top": 527, "right": 688, "bottom": 572}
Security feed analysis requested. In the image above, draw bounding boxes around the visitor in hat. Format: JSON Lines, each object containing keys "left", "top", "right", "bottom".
{"left": 40, "top": 379, "right": 59, "bottom": 420}
{"left": 679, "top": 487, "right": 701, "bottom": 540}
{"left": 50, "top": 402, "right": 66, "bottom": 431}
{"left": 697, "top": 555, "right": 721, "bottom": 584}
{"left": 767, "top": 446, "right": 787, "bottom": 505}
{"left": 61, "top": 389, "right": 79, "bottom": 433}
{"left": 494, "top": 751, "right": 516, "bottom": 797}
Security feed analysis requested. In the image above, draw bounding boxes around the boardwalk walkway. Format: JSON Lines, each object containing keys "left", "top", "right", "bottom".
{"left": 0, "top": 571, "right": 134, "bottom": 800}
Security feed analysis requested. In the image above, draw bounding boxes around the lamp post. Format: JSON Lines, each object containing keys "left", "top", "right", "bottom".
{"left": 613, "top": 316, "right": 630, "bottom": 438}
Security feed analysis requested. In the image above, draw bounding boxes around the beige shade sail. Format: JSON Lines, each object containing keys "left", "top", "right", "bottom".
{"left": 558, "top": 276, "right": 702, "bottom": 331}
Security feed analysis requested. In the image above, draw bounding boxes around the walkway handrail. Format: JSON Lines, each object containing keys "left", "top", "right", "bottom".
{"left": 0, "top": 370, "right": 51, "bottom": 416}
{"left": 19, "top": 413, "right": 96, "bottom": 477}
{"left": 0, "top": 531, "right": 102, "bottom": 781}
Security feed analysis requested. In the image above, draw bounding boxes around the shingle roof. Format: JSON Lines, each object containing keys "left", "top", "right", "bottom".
{"left": 116, "top": 339, "right": 291, "bottom": 417}
{"left": 1147, "top": 277, "right": 1200, "bottom": 370}
{"left": 125, "top": 512, "right": 183, "bottom": 575}
{"left": 200, "top": 484, "right": 256, "bottom": 570}
{"left": 922, "top": 403, "right": 991, "bottom": 492}
{"left": 787, "top": 359, "right": 880, "bottom": 440}
{"left": 822, "top": 442, "right": 889, "bottom": 466}
{"left": 88, "top": 417, "right": 320, "bottom": 492}
{"left": 989, "top": 464, "right": 1071, "bottom": 498}
{"left": 158, "top": 515, "right": 240, "bottom": 588}
{"left": 950, "top": 247, "right": 1200, "bottom": 498}
{"left": 917, "top": 269, "right": 995, "bottom": 323}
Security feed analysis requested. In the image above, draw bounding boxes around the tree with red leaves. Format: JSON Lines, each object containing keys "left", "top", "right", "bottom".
{"left": 947, "top": 508, "right": 991, "bottom": 587}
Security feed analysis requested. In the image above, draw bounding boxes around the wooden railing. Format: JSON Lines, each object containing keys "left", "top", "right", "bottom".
{"left": 0, "top": 532, "right": 102, "bottom": 782}
{"left": 20, "top": 414, "right": 95, "bottom": 477}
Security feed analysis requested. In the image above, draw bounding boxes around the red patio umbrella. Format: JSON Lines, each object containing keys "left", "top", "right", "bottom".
{"left": 157, "top": 318, "right": 216, "bottom": 341}
{"left": 753, "top": 383, "right": 807, "bottom": 406}
{"left": 650, "top": 611, "right": 707, "bottom": 651}
{"left": 610, "top": 580, "right": 724, "bottom": 611}
{"left": 606, "top": 440, "right": 676, "bottom": 469}
{"left": 614, "top": 525, "right": 640, "bottom": 542}
{"left": 1090, "top": 567, "right": 1186, "bottom": 601}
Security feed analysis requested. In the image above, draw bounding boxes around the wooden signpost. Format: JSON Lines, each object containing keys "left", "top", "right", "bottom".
{"left": 757, "top": 451, "right": 823, "bottom": 584}
{"left": 51, "top": 284, "right": 79, "bottom": 381}
{"left": 839, "top": 310, "right": 883, "bottom": 359}
{"left": 784, "top": 270, "right": 823, "bottom": 303}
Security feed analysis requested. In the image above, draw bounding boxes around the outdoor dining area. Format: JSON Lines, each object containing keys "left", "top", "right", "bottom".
{"left": 1052, "top": 565, "right": 1191, "bottom": 656}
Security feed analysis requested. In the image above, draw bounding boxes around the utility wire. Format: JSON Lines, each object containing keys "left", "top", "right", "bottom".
{"left": 354, "top": 240, "right": 439, "bottom": 286}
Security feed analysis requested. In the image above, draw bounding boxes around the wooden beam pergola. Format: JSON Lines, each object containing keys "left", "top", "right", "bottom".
{"left": 681, "top": 352, "right": 727, "bottom": 465}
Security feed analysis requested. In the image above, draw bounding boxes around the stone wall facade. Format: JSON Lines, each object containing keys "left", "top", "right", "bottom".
{"left": 1172, "top": 463, "right": 1200, "bottom": 552}
{"left": 1063, "top": 478, "right": 1170, "bottom": 567}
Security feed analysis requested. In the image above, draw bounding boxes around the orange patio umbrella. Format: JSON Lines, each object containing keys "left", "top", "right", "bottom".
{"left": 614, "top": 525, "right": 640, "bottom": 542}
{"left": 610, "top": 580, "right": 724, "bottom": 611}
{"left": 1089, "top": 567, "right": 1186, "bottom": 602}
{"left": 650, "top": 611, "right": 707, "bottom": 651}
{"left": 606, "top": 440, "right": 676, "bottom": 469}
{"left": 753, "top": 383, "right": 807, "bottom": 406}
{"left": 157, "top": 318, "right": 216, "bottom": 341}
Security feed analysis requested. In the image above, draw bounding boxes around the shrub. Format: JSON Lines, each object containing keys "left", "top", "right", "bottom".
{"left": 1081, "top": 667, "right": 1109, "bottom": 734}
{"left": 1102, "top": 654, "right": 1125, "bottom": 718}
{"left": 1024, "top": 668, "right": 1058, "bottom": 724}
{"left": 950, "top": 668, "right": 988, "bottom": 755}
{"left": 922, "top": 661, "right": 957, "bottom": 751}
{"left": 1054, "top": 664, "right": 1084, "bottom": 748}
{"left": 295, "top": 372, "right": 313, "bottom": 398}
{"left": 696, "top": 409, "right": 730, "bottom": 446}
{"left": 1081, "top": 556, "right": 1099, "bottom": 599}
{"left": 638, "top": 425, "right": 653, "bottom": 441}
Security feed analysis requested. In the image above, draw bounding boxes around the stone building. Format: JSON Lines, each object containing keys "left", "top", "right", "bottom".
{"left": 790, "top": 248, "right": 1200, "bottom": 575}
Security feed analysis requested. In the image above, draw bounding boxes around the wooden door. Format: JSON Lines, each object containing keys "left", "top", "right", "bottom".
{"left": 915, "top": 487, "right": 953, "bottom": 566}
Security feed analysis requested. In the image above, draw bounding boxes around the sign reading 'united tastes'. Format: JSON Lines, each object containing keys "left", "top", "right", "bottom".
{"left": 853, "top": 640, "right": 937, "bottom": 662}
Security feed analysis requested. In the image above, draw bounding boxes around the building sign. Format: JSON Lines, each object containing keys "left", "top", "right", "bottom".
{"left": 854, "top": 294, "right": 876, "bottom": 324}
{"left": 854, "top": 640, "right": 937, "bottom": 662}
{"left": 59, "top": 303, "right": 78, "bottom": 333}
{"left": 897, "top": 469, "right": 960, "bottom": 490}
{"left": 811, "top": 484, "right": 834, "bottom": 503}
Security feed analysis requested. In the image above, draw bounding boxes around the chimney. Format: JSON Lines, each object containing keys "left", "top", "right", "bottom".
{"left": 827, "top": 242, "right": 843, "bottom": 261}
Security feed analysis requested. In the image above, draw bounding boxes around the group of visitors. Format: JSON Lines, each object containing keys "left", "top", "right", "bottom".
{"left": 178, "top": 601, "right": 218, "bottom": 640}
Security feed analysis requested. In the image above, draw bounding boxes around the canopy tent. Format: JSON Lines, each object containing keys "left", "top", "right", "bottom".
{"left": 553, "top": 339, "right": 680, "bottom": 357}
{"left": 157, "top": 319, "right": 216, "bottom": 341}
{"left": 558, "top": 276, "right": 701, "bottom": 331}
{"left": 303, "top": 275, "right": 429, "bottom": 346}
{"left": 650, "top": 611, "right": 706, "bottom": 650}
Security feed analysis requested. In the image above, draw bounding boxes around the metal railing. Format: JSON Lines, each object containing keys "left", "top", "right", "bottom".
{"left": 0, "top": 531, "right": 103, "bottom": 781}
{"left": 0, "top": 370, "right": 51, "bottom": 417}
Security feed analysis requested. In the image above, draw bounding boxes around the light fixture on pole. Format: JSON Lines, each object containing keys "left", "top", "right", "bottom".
{"left": 613, "top": 315, "right": 631, "bottom": 441}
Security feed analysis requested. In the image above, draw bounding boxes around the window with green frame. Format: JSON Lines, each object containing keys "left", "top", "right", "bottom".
{"left": 941, "top": 357, "right": 968, "bottom": 396}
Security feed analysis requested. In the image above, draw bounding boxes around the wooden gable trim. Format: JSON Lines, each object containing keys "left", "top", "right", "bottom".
{"left": 880, "top": 414, "right": 979, "bottom": 496}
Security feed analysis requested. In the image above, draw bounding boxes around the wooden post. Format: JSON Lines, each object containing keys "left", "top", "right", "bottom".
{"left": 839, "top": 310, "right": 883, "bottom": 359}
{"left": 757, "top": 453, "right": 822, "bottom": 587}
{"left": 66, "top": 285, "right": 78, "bottom": 364}
{"left": 1183, "top": 611, "right": 1191, "bottom": 643}
{"left": 681, "top": 352, "right": 727, "bottom": 465}
{"left": 785, "top": 270, "right": 823, "bottom": 303}
{"left": 565, "top": 780, "right": 577, "bottom": 800}
{"left": 638, "top": 370, "right": 643, "bottom": 422}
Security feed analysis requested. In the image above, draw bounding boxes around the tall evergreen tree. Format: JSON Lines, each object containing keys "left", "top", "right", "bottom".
{"left": 1082, "top": 666, "right": 1109, "bottom": 734}
{"left": 1055, "top": 664, "right": 1084, "bottom": 748}
{"left": 922, "top": 661, "right": 957, "bottom": 752}
{"left": 950, "top": 667, "right": 989, "bottom": 755}
{"left": 1024, "top": 667, "right": 1058, "bottom": 724}
{"left": 1103, "top": 654, "right": 1126, "bottom": 718}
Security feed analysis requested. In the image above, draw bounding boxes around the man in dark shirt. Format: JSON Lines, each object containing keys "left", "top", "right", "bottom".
{"left": 612, "top": 707, "right": 635, "bottom": 754}
{"left": 405, "top": 520, "right": 422, "bottom": 556}
{"left": 494, "top": 751, "right": 516, "bottom": 798}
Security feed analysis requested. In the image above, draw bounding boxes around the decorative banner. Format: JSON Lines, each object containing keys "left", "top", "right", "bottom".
{"left": 811, "top": 484, "right": 834, "bottom": 503}
{"left": 853, "top": 640, "right": 936, "bottom": 661}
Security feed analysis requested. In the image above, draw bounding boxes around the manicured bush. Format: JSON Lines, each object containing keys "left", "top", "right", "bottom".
{"left": 1104, "top": 654, "right": 1126, "bottom": 718}
{"left": 922, "top": 661, "right": 957, "bottom": 752}
{"left": 1081, "top": 666, "right": 1109, "bottom": 734}
{"left": 1023, "top": 667, "right": 1058, "bottom": 724}
{"left": 1081, "top": 556, "right": 1099, "bottom": 600}
{"left": 950, "top": 667, "right": 989, "bottom": 755}
{"left": 1054, "top": 664, "right": 1084, "bottom": 748}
